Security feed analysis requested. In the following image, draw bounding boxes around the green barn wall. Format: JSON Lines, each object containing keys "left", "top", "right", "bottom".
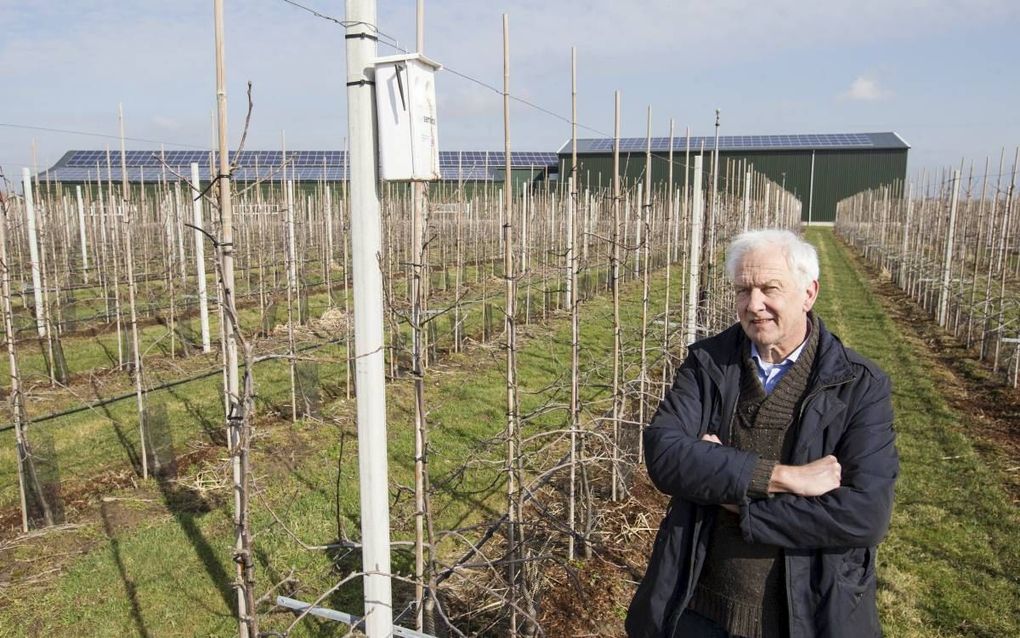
{"left": 559, "top": 148, "right": 907, "bottom": 223}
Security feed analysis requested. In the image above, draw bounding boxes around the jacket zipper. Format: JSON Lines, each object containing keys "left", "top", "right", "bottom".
{"left": 785, "top": 377, "right": 852, "bottom": 635}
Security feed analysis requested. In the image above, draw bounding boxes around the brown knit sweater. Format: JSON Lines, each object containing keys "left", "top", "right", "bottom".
{"left": 687, "top": 316, "right": 820, "bottom": 638}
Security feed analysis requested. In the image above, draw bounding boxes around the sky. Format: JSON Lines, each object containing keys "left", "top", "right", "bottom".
{"left": 1, "top": 0, "right": 1018, "bottom": 187}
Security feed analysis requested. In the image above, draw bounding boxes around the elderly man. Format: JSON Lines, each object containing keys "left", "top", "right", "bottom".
{"left": 626, "top": 229, "right": 898, "bottom": 638}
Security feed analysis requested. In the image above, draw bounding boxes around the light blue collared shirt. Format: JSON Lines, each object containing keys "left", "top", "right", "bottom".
{"left": 751, "top": 336, "right": 809, "bottom": 394}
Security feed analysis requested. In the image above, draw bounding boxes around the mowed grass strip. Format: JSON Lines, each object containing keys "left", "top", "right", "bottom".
{"left": 808, "top": 228, "right": 1019, "bottom": 638}
{"left": 0, "top": 264, "right": 672, "bottom": 637}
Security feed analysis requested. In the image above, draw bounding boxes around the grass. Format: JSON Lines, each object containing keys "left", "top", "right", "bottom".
{"left": 807, "top": 227, "right": 1020, "bottom": 637}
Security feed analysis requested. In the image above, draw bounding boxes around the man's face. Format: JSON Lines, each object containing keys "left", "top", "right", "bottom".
{"left": 734, "top": 247, "right": 818, "bottom": 362}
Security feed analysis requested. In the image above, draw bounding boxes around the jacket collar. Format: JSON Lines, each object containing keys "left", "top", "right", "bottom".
{"left": 691, "top": 313, "right": 855, "bottom": 393}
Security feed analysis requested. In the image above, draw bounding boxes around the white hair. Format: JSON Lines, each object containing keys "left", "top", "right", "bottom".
{"left": 724, "top": 229, "right": 819, "bottom": 289}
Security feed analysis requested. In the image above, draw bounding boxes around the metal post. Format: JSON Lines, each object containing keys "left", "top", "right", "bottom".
{"left": 937, "top": 170, "right": 960, "bottom": 327}
{"left": 345, "top": 2, "right": 394, "bottom": 635}
{"left": 21, "top": 169, "right": 46, "bottom": 338}
{"left": 75, "top": 186, "right": 89, "bottom": 282}
{"left": 189, "top": 163, "right": 211, "bottom": 352}
{"left": 808, "top": 150, "right": 815, "bottom": 225}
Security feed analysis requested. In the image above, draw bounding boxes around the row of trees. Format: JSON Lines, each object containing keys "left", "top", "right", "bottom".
{"left": 835, "top": 150, "right": 1020, "bottom": 387}
{"left": 1, "top": 143, "right": 800, "bottom": 635}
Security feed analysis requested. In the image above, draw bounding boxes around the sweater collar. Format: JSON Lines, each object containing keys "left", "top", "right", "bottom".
{"left": 692, "top": 312, "right": 854, "bottom": 393}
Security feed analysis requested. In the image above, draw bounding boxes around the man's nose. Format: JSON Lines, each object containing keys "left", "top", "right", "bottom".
{"left": 747, "top": 288, "right": 766, "bottom": 311}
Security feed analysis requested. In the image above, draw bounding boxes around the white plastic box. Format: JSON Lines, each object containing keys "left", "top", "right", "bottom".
{"left": 374, "top": 53, "right": 441, "bottom": 181}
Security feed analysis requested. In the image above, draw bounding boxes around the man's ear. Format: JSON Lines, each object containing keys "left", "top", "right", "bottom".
{"left": 803, "top": 279, "right": 819, "bottom": 312}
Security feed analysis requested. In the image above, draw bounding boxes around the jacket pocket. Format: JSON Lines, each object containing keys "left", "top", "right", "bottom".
{"left": 837, "top": 546, "right": 874, "bottom": 591}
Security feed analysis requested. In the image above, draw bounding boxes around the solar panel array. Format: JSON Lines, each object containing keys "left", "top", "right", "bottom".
{"left": 44, "top": 150, "right": 559, "bottom": 183}
{"left": 572, "top": 132, "right": 893, "bottom": 154}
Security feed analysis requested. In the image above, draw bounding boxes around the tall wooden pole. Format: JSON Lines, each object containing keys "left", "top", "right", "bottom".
{"left": 638, "top": 106, "right": 652, "bottom": 460}
{"left": 708, "top": 109, "right": 721, "bottom": 265}
{"left": 1, "top": 200, "right": 29, "bottom": 532}
{"left": 610, "top": 90, "right": 622, "bottom": 502}
{"left": 567, "top": 46, "right": 579, "bottom": 561}
{"left": 502, "top": 15, "right": 524, "bottom": 636}
{"left": 661, "top": 118, "right": 675, "bottom": 393}
{"left": 119, "top": 104, "right": 148, "bottom": 481}
{"left": 686, "top": 156, "right": 704, "bottom": 345}
{"left": 212, "top": 2, "right": 256, "bottom": 635}
{"left": 413, "top": 2, "right": 432, "bottom": 630}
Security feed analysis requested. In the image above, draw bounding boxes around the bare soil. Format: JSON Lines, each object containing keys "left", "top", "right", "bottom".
{"left": 537, "top": 474, "right": 667, "bottom": 637}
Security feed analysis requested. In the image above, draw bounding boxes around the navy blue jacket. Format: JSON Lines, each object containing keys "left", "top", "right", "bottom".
{"left": 626, "top": 319, "right": 898, "bottom": 638}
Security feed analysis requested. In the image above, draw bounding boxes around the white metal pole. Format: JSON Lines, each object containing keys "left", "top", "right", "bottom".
{"left": 416, "top": 0, "right": 424, "bottom": 53}
{"left": 345, "top": 2, "right": 394, "bottom": 635}
{"left": 686, "top": 155, "right": 704, "bottom": 345}
{"left": 190, "top": 163, "right": 212, "bottom": 353}
{"left": 899, "top": 182, "right": 913, "bottom": 289}
{"left": 21, "top": 168, "right": 46, "bottom": 338}
{"left": 75, "top": 186, "right": 89, "bottom": 283}
{"left": 325, "top": 185, "right": 335, "bottom": 306}
{"left": 937, "top": 170, "right": 961, "bottom": 327}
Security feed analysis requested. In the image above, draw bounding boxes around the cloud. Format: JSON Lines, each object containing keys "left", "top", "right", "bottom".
{"left": 151, "top": 115, "right": 181, "bottom": 131}
{"left": 840, "top": 76, "right": 890, "bottom": 101}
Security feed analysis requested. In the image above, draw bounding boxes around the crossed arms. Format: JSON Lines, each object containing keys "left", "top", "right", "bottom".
{"left": 643, "top": 355, "right": 898, "bottom": 549}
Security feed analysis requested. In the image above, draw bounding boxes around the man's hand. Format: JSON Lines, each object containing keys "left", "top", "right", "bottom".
{"left": 770, "top": 456, "right": 841, "bottom": 497}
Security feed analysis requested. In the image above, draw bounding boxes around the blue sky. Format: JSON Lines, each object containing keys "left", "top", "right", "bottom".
{"left": 1, "top": 1, "right": 1018, "bottom": 186}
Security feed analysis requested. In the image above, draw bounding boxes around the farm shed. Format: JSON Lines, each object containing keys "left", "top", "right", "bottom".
{"left": 557, "top": 132, "right": 909, "bottom": 223}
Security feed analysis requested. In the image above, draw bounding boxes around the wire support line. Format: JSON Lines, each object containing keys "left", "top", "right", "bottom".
{"left": 374, "top": 38, "right": 715, "bottom": 177}
{"left": 277, "top": 0, "right": 402, "bottom": 47}
{"left": 295, "top": 10, "right": 614, "bottom": 140}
